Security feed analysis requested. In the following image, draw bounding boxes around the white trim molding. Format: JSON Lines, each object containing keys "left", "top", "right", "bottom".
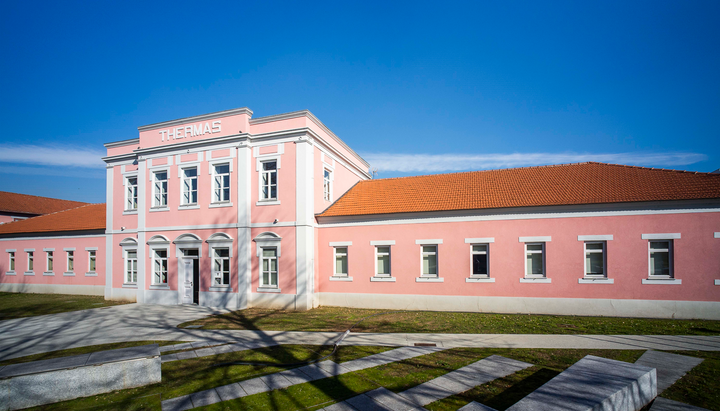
{"left": 642, "top": 233, "right": 681, "bottom": 240}
{"left": 256, "top": 286, "right": 281, "bottom": 293}
{"left": 466, "top": 277, "right": 495, "bottom": 283}
{"left": 416, "top": 277, "right": 444, "bottom": 283}
{"left": 42, "top": 248, "right": 55, "bottom": 252}
{"left": 519, "top": 236, "right": 551, "bottom": 243}
{"left": 370, "top": 240, "right": 395, "bottom": 246}
{"left": 642, "top": 278, "right": 682, "bottom": 285}
{"left": 715, "top": 279, "right": 720, "bottom": 286}
{"left": 520, "top": 278, "right": 552, "bottom": 283}
{"left": 579, "top": 278, "right": 614, "bottom": 284}
{"left": 329, "top": 276, "right": 353, "bottom": 282}
{"left": 578, "top": 235, "right": 614, "bottom": 241}
{"left": 465, "top": 237, "right": 495, "bottom": 243}
{"left": 415, "top": 239, "right": 443, "bottom": 245}
{"left": 329, "top": 241, "right": 352, "bottom": 247}
{"left": 714, "top": 232, "right": 720, "bottom": 239}
{"left": 370, "top": 277, "right": 396, "bottom": 282}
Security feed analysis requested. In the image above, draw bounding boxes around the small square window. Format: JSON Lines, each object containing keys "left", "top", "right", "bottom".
{"left": 471, "top": 244, "right": 489, "bottom": 276}
{"left": 421, "top": 245, "right": 438, "bottom": 277}
{"left": 525, "top": 243, "right": 545, "bottom": 277}
{"left": 649, "top": 240, "right": 673, "bottom": 278}
{"left": 584, "top": 242, "right": 606, "bottom": 277}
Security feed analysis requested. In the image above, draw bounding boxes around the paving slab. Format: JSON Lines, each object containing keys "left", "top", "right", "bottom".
{"left": 635, "top": 350, "right": 704, "bottom": 393}
{"left": 212, "top": 344, "right": 242, "bottom": 354}
{"left": 277, "top": 368, "right": 315, "bottom": 385}
{"left": 160, "top": 343, "right": 194, "bottom": 353}
{"left": 190, "top": 341, "right": 212, "bottom": 349}
{"left": 458, "top": 401, "right": 498, "bottom": 411}
{"left": 650, "top": 397, "right": 710, "bottom": 411}
{"left": 365, "top": 387, "right": 428, "bottom": 411}
{"left": 161, "top": 395, "right": 193, "bottom": 411}
{"left": 259, "top": 373, "right": 294, "bottom": 390}
{"left": 399, "top": 384, "right": 448, "bottom": 407}
{"left": 507, "top": 355, "right": 656, "bottom": 411}
{"left": 322, "top": 401, "right": 361, "bottom": 411}
{"left": 238, "top": 377, "right": 270, "bottom": 395}
{"left": 214, "top": 382, "right": 247, "bottom": 401}
{"left": 160, "top": 353, "right": 178, "bottom": 363}
{"left": 176, "top": 350, "right": 198, "bottom": 360}
{"left": 85, "top": 344, "right": 160, "bottom": 365}
{"left": 345, "top": 392, "right": 395, "bottom": 410}
{"left": 189, "top": 388, "right": 221, "bottom": 407}
{"left": 296, "top": 362, "right": 335, "bottom": 380}
{"left": 193, "top": 347, "right": 216, "bottom": 358}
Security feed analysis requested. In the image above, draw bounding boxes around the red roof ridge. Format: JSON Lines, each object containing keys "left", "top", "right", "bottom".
{"left": 0, "top": 203, "right": 106, "bottom": 235}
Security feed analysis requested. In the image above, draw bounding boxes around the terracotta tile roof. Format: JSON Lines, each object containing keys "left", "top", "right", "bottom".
{"left": 319, "top": 162, "right": 720, "bottom": 217}
{"left": 0, "top": 191, "right": 88, "bottom": 216}
{"left": 0, "top": 203, "right": 106, "bottom": 235}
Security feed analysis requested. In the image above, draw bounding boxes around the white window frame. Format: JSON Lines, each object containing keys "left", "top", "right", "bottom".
{"left": 207, "top": 233, "right": 234, "bottom": 290}
{"left": 333, "top": 246, "right": 348, "bottom": 277}
{"left": 27, "top": 251, "right": 34, "bottom": 273}
{"left": 260, "top": 246, "right": 278, "bottom": 288}
{"left": 524, "top": 242, "right": 546, "bottom": 279}
{"left": 87, "top": 249, "right": 97, "bottom": 274}
{"left": 470, "top": 243, "right": 490, "bottom": 278}
{"left": 583, "top": 241, "right": 607, "bottom": 278}
{"left": 211, "top": 162, "right": 231, "bottom": 204}
{"left": 66, "top": 250, "right": 74, "bottom": 273}
{"left": 8, "top": 250, "right": 15, "bottom": 273}
{"left": 152, "top": 249, "right": 168, "bottom": 285}
{"left": 125, "top": 175, "right": 138, "bottom": 211}
{"left": 181, "top": 166, "right": 198, "bottom": 206}
{"left": 323, "top": 168, "right": 333, "bottom": 202}
{"left": 648, "top": 240, "right": 674, "bottom": 279}
{"left": 44, "top": 250, "right": 54, "bottom": 274}
{"left": 421, "top": 245, "right": 438, "bottom": 277}
{"left": 254, "top": 232, "right": 282, "bottom": 291}
{"left": 152, "top": 170, "right": 169, "bottom": 208}
{"left": 125, "top": 249, "right": 138, "bottom": 284}
{"left": 260, "top": 159, "right": 278, "bottom": 201}
{"left": 375, "top": 246, "right": 391, "bottom": 277}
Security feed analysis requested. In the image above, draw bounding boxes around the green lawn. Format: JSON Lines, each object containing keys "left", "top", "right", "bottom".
{"left": 178, "top": 306, "right": 720, "bottom": 335}
{"left": 14, "top": 344, "right": 718, "bottom": 411}
{"left": 0, "top": 292, "right": 130, "bottom": 320}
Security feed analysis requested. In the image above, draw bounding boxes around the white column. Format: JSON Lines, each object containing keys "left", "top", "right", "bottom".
{"left": 295, "top": 135, "right": 315, "bottom": 311}
{"left": 237, "top": 143, "right": 252, "bottom": 309}
{"left": 136, "top": 159, "right": 147, "bottom": 303}
{"left": 104, "top": 165, "right": 114, "bottom": 300}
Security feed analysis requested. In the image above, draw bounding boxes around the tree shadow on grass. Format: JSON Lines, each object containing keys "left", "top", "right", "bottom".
{"left": 483, "top": 368, "right": 560, "bottom": 411}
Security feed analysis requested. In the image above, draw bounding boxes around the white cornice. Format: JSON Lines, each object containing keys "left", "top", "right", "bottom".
{"left": 137, "top": 107, "right": 253, "bottom": 131}
{"left": 104, "top": 138, "right": 139, "bottom": 149}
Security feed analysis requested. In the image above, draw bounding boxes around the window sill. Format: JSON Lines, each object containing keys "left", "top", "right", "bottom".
{"left": 209, "top": 286, "right": 233, "bottom": 292}
{"left": 150, "top": 284, "right": 170, "bottom": 290}
{"left": 24, "top": 272, "right": 35, "bottom": 276}
{"left": 642, "top": 278, "right": 682, "bottom": 285}
{"left": 578, "top": 278, "right": 614, "bottom": 284}
{"left": 178, "top": 204, "right": 201, "bottom": 210}
{"left": 122, "top": 210, "right": 138, "bottom": 215}
{"left": 416, "top": 277, "right": 444, "bottom": 283}
{"left": 256, "top": 286, "right": 281, "bottom": 293}
{"left": 256, "top": 200, "right": 280, "bottom": 206}
{"left": 43, "top": 272, "right": 55, "bottom": 276}
{"left": 466, "top": 277, "right": 495, "bottom": 283}
{"left": 85, "top": 272, "right": 98, "bottom": 277}
{"left": 5, "top": 271, "right": 16, "bottom": 276}
{"left": 209, "top": 202, "right": 233, "bottom": 209}
{"left": 370, "top": 276, "right": 396, "bottom": 282}
{"left": 329, "top": 276, "right": 353, "bottom": 282}
{"left": 715, "top": 280, "right": 720, "bottom": 286}
{"left": 149, "top": 207, "right": 170, "bottom": 213}
{"left": 63, "top": 272, "right": 75, "bottom": 277}
{"left": 122, "top": 283, "right": 138, "bottom": 289}
{"left": 520, "top": 277, "right": 551, "bottom": 283}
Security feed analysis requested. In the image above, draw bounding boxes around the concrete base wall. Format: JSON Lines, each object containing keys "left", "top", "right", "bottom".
{"left": 200, "top": 291, "right": 239, "bottom": 310}
{"left": 250, "top": 292, "right": 298, "bottom": 310}
{"left": 319, "top": 292, "right": 720, "bottom": 320}
{"left": 109, "top": 287, "right": 137, "bottom": 302}
{"left": 145, "top": 289, "right": 179, "bottom": 305}
{"left": 0, "top": 357, "right": 160, "bottom": 411}
{"left": 0, "top": 283, "right": 105, "bottom": 296}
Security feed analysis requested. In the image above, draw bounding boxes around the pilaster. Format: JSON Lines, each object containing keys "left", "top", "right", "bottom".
{"left": 237, "top": 142, "right": 252, "bottom": 309}
{"left": 295, "top": 135, "right": 315, "bottom": 311}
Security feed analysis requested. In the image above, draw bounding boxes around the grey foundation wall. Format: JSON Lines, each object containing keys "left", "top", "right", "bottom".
{"left": 0, "top": 283, "right": 105, "bottom": 296}
{"left": 319, "top": 292, "right": 720, "bottom": 320}
{"left": 0, "top": 356, "right": 160, "bottom": 411}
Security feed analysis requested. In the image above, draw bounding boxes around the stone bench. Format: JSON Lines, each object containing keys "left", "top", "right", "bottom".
{"left": 0, "top": 344, "right": 161, "bottom": 411}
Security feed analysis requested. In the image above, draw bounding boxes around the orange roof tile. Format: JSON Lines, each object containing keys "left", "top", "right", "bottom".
{"left": 319, "top": 162, "right": 720, "bottom": 217}
{"left": 0, "top": 203, "right": 106, "bottom": 235}
{"left": 0, "top": 191, "right": 87, "bottom": 216}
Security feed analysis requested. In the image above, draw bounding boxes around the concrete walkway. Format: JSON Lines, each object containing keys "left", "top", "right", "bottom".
{"left": 2, "top": 304, "right": 720, "bottom": 361}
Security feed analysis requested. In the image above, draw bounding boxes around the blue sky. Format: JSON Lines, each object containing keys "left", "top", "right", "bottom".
{"left": 1, "top": 0, "right": 718, "bottom": 203}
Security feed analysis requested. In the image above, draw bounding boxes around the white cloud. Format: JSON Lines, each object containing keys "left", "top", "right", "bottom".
{"left": 362, "top": 152, "right": 708, "bottom": 173}
{"left": 0, "top": 144, "right": 105, "bottom": 168}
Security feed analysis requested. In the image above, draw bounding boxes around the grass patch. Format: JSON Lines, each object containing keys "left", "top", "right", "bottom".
{"left": 0, "top": 292, "right": 129, "bottom": 320}
{"left": 0, "top": 341, "right": 184, "bottom": 366}
{"left": 16, "top": 346, "right": 718, "bottom": 411}
{"left": 178, "top": 306, "right": 720, "bottom": 335}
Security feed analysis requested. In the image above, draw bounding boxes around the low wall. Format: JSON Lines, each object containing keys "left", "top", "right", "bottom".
{"left": 0, "top": 283, "right": 104, "bottom": 296}
{"left": 0, "top": 345, "right": 160, "bottom": 411}
{"left": 319, "top": 292, "right": 720, "bottom": 320}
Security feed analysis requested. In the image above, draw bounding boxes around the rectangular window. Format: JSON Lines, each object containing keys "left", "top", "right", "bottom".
{"left": 649, "top": 240, "right": 673, "bottom": 277}
{"left": 126, "top": 177, "right": 138, "bottom": 210}
{"left": 153, "top": 250, "right": 168, "bottom": 284}
{"left": 584, "top": 242, "right": 606, "bottom": 277}
{"left": 67, "top": 251, "right": 74, "bottom": 272}
{"left": 323, "top": 169, "right": 332, "bottom": 201}
{"left": 88, "top": 251, "right": 96, "bottom": 272}
{"left": 261, "top": 161, "right": 277, "bottom": 200}
{"left": 213, "top": 164, "right": 230, "bottom": 203}
{"left": 27, "top": 252, "right": 34, "bottom": 271}
{"left": 421, "top": 245, "right": 438, "bottom": 277}
{"left": 9, "top": 252, "right": 15, "bottom": 271}
{"left": 525, "top": 243, "right": 545, "bottom": 277}
{"left": 182, "top": 168, "right": 198, "bottom": 205}
{"left": 153, "top": 171, "right": 168, "bottom": 207}
{"left": 213, "top": 248, "right": 230, "bottom": 285}
{"left": 260, "top": 247, "right": 278, "bottom": 287}
{"left": 334, "top": 247, "right": 348, "bottom": 276}
{"left": 46, "top": 251, "right": 53, "bottom": 271}
{"left": 125, "top": 250, "right": 137, "bottom": 283}
{"left": 376, "top": 246, "right": 391, "bottom": 276}
{"left": 471, "top": 244, "right": 489, "bottom": 276}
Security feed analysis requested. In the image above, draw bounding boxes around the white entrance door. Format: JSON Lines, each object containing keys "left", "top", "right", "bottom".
{"left": 181, "top": 258, "right": 193, "bottom": 304}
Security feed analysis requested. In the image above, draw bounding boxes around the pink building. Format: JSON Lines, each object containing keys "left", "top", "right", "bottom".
{"left": 2, "top": 107, "right": 720, "bottom": 319}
